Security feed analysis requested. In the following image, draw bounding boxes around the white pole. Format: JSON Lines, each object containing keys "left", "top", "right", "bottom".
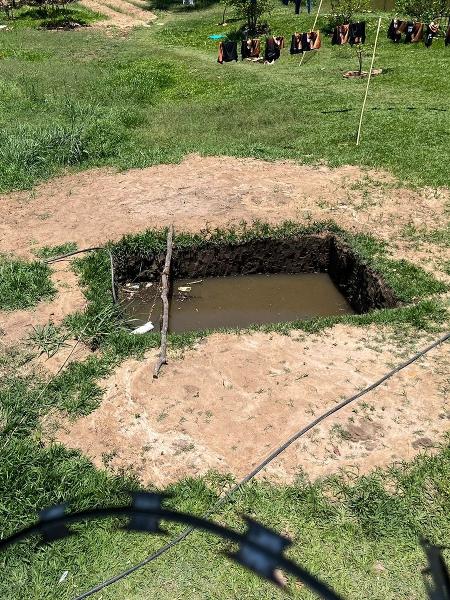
{"left": 356, "top": 16, "right": 382, "bottom": 146}
{"left": 299, "top": 0, "right": 324, "bottom": 67}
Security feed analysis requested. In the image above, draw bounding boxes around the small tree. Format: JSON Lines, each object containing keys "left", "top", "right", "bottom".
{"left": 395, "top": 0, "right": 450, "bottom": 21}
{"left": 330, "top": 0, "right": 370, "bottom": 24}
{"left": 224, "top": 0, "right": 274, "bottom": 35}
{"left": 355, "top": 42, "right": 363, "bottom": 74}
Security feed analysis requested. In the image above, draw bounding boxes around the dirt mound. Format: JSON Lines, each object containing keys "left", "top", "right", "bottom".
{"left": 51, "top": 325, "right": 450, "bottom": 486}
{"left": 80, "top": 0, "right": 156, "bottom": 28}
{"left": 1, "top": 155, "right": 447, "bottom": 263}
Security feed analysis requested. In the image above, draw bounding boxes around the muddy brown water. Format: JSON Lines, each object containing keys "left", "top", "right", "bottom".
{"left": 121, "top": 273, "right": 355, "bottom": 333}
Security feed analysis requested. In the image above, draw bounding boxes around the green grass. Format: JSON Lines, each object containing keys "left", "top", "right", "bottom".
{"left": 0, "top": 256, "right": 55, "bottom": 310}
{"left": 0, "top": 5, "right": 449, "bottom": 192}
{"left": 402, "top": 223, "right": 450, "bottom": 248}
{"left": 34, "top": 241, "right": 78, "bottom": 259}
{"left": 0, "top": 3, "right": 104, "bottom": 29}
{"left": 0, "top": 7, "right": 449, "bottom": 599}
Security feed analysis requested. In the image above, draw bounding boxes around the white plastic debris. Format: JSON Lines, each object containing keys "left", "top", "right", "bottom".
{"left": 131, "top": 321, "right": 154, "bottom": 335}
{"left": 58, "top": 571, "right": 69, "bottom": 584}
{"left": 145, "top": 282, "right": 153, "bottom": 288}
{"left": 178, "top": 286, "right": 191, "bottom": 292}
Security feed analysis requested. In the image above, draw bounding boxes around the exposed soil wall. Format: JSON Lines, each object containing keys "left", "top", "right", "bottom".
{"left": 116, "top": 233, "right": 399, "bottom": 314}
{"left": 328, "top": 237, "right": 398, "bottom": 313}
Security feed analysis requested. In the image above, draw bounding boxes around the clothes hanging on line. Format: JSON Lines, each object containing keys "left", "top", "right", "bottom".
{"left": 290, "top": 30, "right": 321, "bottom": 53}
{"left": 264, "top": 36, "right": 284, "bottom": 62}
{"left": 349, "top": 21, "right": 365, "bottom": 45}
{"left": 331, "top": 24, "right": 349, "bottom": 45}
{"left": 425, "top": 21, "right": 439, "bottom": 47}
{"left": 218, "top": 40, "right": 238, "bottom": 64}
{"left": 404, "top": 21, "right": 423, "bottom": 43}
{"left": 387, "top": 18, "right": 405, "bottom": 43}
{"left": 241, "top": 38, "right": 261, "bottom": 59}
{"left": 332, "top": 22, "right": 365, "bottom": 45}
{"left": 290, "top": 32, "right": 302, "bottom": 53}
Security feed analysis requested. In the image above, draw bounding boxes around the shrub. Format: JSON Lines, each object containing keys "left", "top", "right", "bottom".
{"left": 395, "top": 0, "right": 450, "bottom": 21}
{"left": 330, "top": 0, "right": 370, "bottom": 25}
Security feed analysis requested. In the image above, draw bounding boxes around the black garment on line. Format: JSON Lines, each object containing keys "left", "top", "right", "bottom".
{"left": 264, "top": 37, "right": 281, "bottom": 62}
{"left": 404, "top": 21, "right": 415, "bottom": 43}
{"left": 446, "top": 25, "right": 450, "bottom": 46}
{"left": 349, "top": 21, "right": 365, "bottom": 45}
{"left": 221, "top": 41, "right": 238, "bottom": 62}
{"left": 387, "top": 18, "right": 402, "bottom": 42}
{"left": 301, "top": 32, "right": 310, "bottom": 51}
{"left": 425, "top": 24, "right": 437, "bottom": 48}
{"left": 294, "top": 0, "right": 300, "bottom": 14}
{"left": 290, "top": 34, "right": 301, "bottom": 54}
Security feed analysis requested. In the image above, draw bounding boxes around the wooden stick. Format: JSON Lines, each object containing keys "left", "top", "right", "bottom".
{"left": 299, "top": 0, "right": 324, "bottom": 67}
{"left": 356, "top": 16, "right": 382, "bottom": 146}
{"left": 153, "top": 225, "right": 174, "bottom": 379}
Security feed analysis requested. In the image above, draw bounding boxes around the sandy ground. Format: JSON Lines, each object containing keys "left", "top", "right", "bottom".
{"left": 1, "top": 155, "right": 448, "bottom": 262}
{"left": 51, "top": 326, "right": 450, "bottom": 487}
{"left": 1, "top": 155, "right": 449, "bottom": 484}
{"left": 80, "top": 0, "right": 156, "bottom": 28}
{"left": 1, "top": 155, "right": 447, "bottom": 346}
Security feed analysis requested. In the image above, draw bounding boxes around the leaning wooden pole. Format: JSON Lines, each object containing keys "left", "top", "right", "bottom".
{"left": 356, "top": 16, "right": 382, "bottom": 146}
{"left": 153, "top": 225, "right": 174, "bottom": 379}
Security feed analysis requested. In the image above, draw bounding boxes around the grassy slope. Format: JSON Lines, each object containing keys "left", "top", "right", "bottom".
{"left": 1, "top": 6, "right": 450, "bottom": 599}
{"left": 0, "top": 5, "right": 449, "bottom": 191}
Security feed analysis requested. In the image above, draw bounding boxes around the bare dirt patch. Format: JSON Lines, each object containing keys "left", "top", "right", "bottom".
{"left": 1, "top": 156, "right": 448, "bottom": 274}
{"left": 52, "top": 325, "right": 450, "bottom": 487}
{"left": 80, "top": 0, "right": 156, "bottom": 28}
{"left": 0, "top": 263, "right": 86, "bottom": 348}
{"left": 3, "top": 155, "right": 448, "bottom": 484}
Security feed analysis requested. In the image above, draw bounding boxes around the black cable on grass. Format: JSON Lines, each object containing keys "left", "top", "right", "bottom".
{"left": 0, "top": 505, "right": 343, "bottom": 600}
{"left": 44, "top": 246, "right": 118, "bottom": 305}
{"left": 74, "top": 331, "right": 450, "bottom": 600}
{"left": 44, "top": 247, "right": 104, "bottom": 264}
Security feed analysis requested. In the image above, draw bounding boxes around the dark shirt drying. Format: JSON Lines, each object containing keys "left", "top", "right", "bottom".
{"left": 425, "top": 22, "right": 439, "bottom": 48}
{"left": 264, "top": 36, "right": 281, "bottom": 62}
{"left": 387, "top": 18, "right": 403, "bottom": 42}
{"left": 218, "top": 40, "right": 238, "bottom": 63}
{"left": 290, "top": 33, "right": 302, "bottom": 54}
{"left": 332, "top": 23, "right": 349, "bottom": 45}
{"left": 349, "top": 21, "right": 365, "bottom": 45}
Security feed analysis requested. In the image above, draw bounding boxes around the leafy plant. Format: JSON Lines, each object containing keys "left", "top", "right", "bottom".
{"left": 223, "top": 0, "right": 274, "bottom": 35}
{"left": 29, "top": 322, "right": 70, "bottom": 357}
{"left": 330, "top": 0, "right": 370, "bottom": 25}
{"left": 395, "top": 0, "right": 450, "bottom": 21}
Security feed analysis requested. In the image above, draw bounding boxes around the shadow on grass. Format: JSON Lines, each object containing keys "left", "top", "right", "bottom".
{"left": 1, "top": 4, "right": 103, "bottom": 28}
{"left": 149, "top": 0, "right": 219, "bottom": 12}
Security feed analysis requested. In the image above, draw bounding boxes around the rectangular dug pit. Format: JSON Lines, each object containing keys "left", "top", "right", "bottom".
{"left": 116, "top": 233, "right": 399, "bottom": 333}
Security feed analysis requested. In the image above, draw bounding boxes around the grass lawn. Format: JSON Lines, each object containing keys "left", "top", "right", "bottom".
{"left": 0, "top": 3, "right": 449, "bottom": 599}
{"left": 0, "top": 3, "right": 449, "bottom": 192}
